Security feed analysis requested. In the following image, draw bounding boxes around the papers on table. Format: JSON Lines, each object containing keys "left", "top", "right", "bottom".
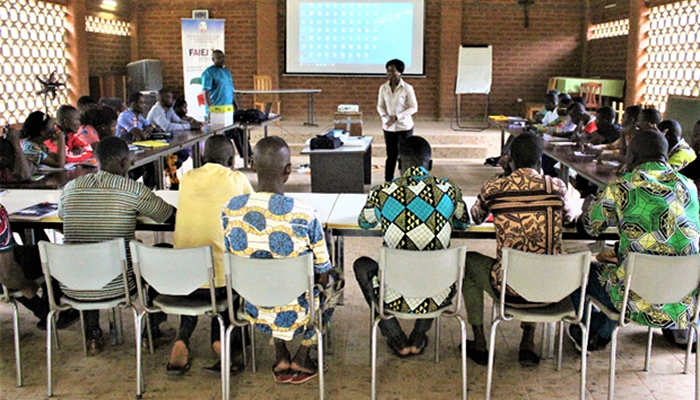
{"left": 542, "top": 134, "right": 573, "bottom": 143}
{"left": 549, "top": 141, "right": 577, "bottom": 147}
{"left": 573, "top": 151, "right": 597, "bottom": 157}
{"left": 132, "top": 140, "right": 169, "bottom": 148}
{"left": 39, "top": 164, "right": 75, "bottom": 171}
{"left": 10, "top": 202, "right": 59, "bottom": 220}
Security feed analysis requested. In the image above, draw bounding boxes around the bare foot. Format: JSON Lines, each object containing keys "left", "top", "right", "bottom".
{"left": 169, "top": 340, "right": 189, "bottom": 368}
{"left": 212, "top": 340, "right": 221, "bottom": 357}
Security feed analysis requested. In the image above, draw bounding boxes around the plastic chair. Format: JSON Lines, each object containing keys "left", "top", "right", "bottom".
{"left": 1, "top": 277, "right": 52, "bottom": 387}
{"left": 253, "top": 75, "right": 281, "bottom": 114}
{"left": 580, "top": 82, "right": 603, "bottom": 110}
{"left": 129, "top": 242, "right": 228, "bottom": 400}
{"left": 486, "top": 248, "right": 591, "bottom": 400}
{"left": 371, "top": 246, "right": 468, "bottom": 400}
{"left": 38, "top": 238, "right": 135, "bottom": 398}
{"left": 585, "top": 252, "right": 700, "bottom": 400}
{"left": 223, "top": 252, "right": 324, "bottom": 400}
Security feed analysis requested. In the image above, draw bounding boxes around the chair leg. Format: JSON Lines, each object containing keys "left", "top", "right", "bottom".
{"left": 541, "top": 322, "right": 548, "bottom": 360}
{"left": 10, "top": 301, "right": 22, "bottom": 387}
{"left": 224, "top": 325, "right": 235, "bottom": 400}
{"left": 457, "top": 316, "right": 468, "bottom": 400}
{"left": 371, "top": 318, "right": 381, "bottom": 400}
{"left": 557, "top": 321, "right": 564, "bottom": 371}
{"left": 608, "top": 326, "right": 620, "bottom": 400}
{"left": 643, "top": 326, "right": 653, "bottom": 372}
{"left": 693, "top": 325, "right": 700, "bottom": 400}
{"left": 325, "top": 321, "right": 334, "bottom": 355}
{"left": 216, "top": 314, "right": 226, "bottom": 400}
{"left": 686, "top": 324, "right": 696, "bottom": 375}
{"left": 435, "top": 316, "right": 441, "bottom": 364}
{"left": 485, "top": 318, "right": 502, "bottom": 400}
{"left": 52, "top": 315, "right": 59, "bottom": 350}
{"left": 47, "top": 310, "right": 57, "bottom": 397}
{"left": 250, "top": 324, "right": 257, "bottom": 373}
{"left": 240, "top": 323, "right": 247, "bottom": 368}
{"left": 135, "top": 310, "right": 144, "bottom": 400}
{"left": 79, "top": 310, "right": 87, "bottom": 356}
{"left": 145, "top": 312, "right": 154, "bottom": 354}
{"left": 116, "top": 307, "right": 124, "bottom": 345}
{"left": 315, "top": 325, "right": 325, "bottom": 400}
{"left": 579, "top": 322, "right": 589, "bottom": 400}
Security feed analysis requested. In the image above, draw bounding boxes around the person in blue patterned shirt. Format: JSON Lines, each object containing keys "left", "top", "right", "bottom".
{"left": 354, "top": 136, "right": 470, "bottom": 357}
{"left": 222, "top": 136, "right": 337, "bottom": 384}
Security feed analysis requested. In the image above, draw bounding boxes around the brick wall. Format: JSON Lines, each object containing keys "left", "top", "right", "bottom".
{"left": 124, "top": 0, "right": 586, "bottom": 120}
{"left": 86, "top": 32, "right": 131, "bottom": 76}
{"left": 586, "top": 36, "right": 628, "bottom": 80}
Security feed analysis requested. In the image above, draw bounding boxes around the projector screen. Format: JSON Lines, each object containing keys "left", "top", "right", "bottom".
{"left": 286, "top": 0, "right": 425, "bottom": 75}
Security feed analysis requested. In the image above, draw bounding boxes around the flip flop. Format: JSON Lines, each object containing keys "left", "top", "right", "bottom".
{"left": 387, "top": 337, "right": 411, "bottom": 358}
{"left": 203, "top": 360, "right": 245, "bottom": 376}
{"left": 289, "top": 370, "right": 318, "bottom": 385}
{"left": 165, "top": 362, "right": 191, "bottom": 376}
{"left": 272, "top": 366, "right": 295, "bottom": 384}
{"left": 410, "top": 334, "right": 429, "bottom": 356}
{"left": 518, "top": 349, "right": 540, "bottom": 367}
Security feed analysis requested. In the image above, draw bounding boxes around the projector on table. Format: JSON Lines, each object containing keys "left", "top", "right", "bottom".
{"left": 337, "top": 104, "right": 359, "bottom": 113}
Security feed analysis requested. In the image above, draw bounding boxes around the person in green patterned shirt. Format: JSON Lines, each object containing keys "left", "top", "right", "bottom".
{"left": 568, "top": 129, "right": 700, "bottom": 352}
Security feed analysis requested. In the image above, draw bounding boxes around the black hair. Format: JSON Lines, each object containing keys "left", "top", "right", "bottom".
{"left": 596, "top": 106, "right": 616, "bottom": 122}
{"left": 624, "top": 105, "right": 643, "bottom": 121}
{"left": 658, "top": 120, "right": 682, "bottom": 139}
{"left": 56, "top": 104, "right": 78, "bottom": 122}
{"left": 77, "top": 95, "right": 97, "bottom": 110}
{"left": 640, "top": 108, "right": 662, "bottom": 125}
{"left": 82, "top": 105, "right": 118, "bottom": 128}
{"left": 385, "top": 59, "right": 405, "bottom": 73}
{"left": 212, "top": 49, "right": 224, "bottom": 56}
{"left": 95, "top": 136, "right": 129, "bottom": 165}
{"left": 510, "top": 132, "right": 544, "bottom": 169}
{"left": 629, "top": 129, "right": 667, "bottom": 163}
{"left": 544, "top": 93, "right": 558, "bottom": 102}
{"left": 174, "top": 98, "right": 187, "bottom": 109}
{"left": 127, "top": 92, "right": 143, "bottom": 105}
{"left": 0, "top": 139, "right": 15, "bottom": 170}
{"left": 398, "top": 136, "right": 431, "bottom": 161}
{"left": 21, "top": 111, "right": 51, "bottom": 139}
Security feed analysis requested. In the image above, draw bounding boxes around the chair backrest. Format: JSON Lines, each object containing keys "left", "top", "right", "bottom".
{"left": 580, "top": 82, "right": 602, "bottom": 109}
{"left": 253, "top": 75, "right": 272, "bottom": 91}
{"left": 501, "top": 248, "right": 591, "bottom": 304}
{"left": 224, "top": 252, "right": 314, "bottom": 308}
{"left": 38, "top": 239, "right": 128, "bottom": 291}
{"left": 129, "top": 242, "right": 215, "bottom": 296}
{"left": 378, "top": 246, "right": 467, "bottom": 300}
{"left": 547, "top": 77, "right": 558, "bottom": 91}
{"left": 624, "top": 253, "right": 700, "bottom": 305}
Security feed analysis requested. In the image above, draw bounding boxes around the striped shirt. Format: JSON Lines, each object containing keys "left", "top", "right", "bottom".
{"left": 59, "top": 170, "right": 174, "bottom": 301}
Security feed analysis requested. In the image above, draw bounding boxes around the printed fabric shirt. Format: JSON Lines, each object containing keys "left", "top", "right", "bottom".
{"left": 584, "top": 161, "right": 700, "bottom": 329}
{"left": 201, "top": 65, "right": 234, "bottom": 117}
{"left": 377, "top": 78, "right": 418, "bottom": 132}
{"left": 222, "top": 192, "right": 332, "bottom": 345}
{"left": 359, "top": 166, "right": 470, "bottom": 313}
{"left": 20, "top": 140, "right": 49, "bottom": 166}
{"left": 668, "top": 139, "right": 697, "bottom": 171}
{"left": 116, "top": 109, "right": 150, "bottom": 143}
{"left": 471, "top": 168, "right": 575, "bottom": 306}
{"left": 59, "top": 171, "right": 174, "bottom": 301}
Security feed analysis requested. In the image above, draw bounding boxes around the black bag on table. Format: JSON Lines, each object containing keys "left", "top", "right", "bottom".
{"left": 234, "top": 109, "right": 268, "bottom": 124}
{"left": 310, "top": 131, "right": 343, "bottom": 150}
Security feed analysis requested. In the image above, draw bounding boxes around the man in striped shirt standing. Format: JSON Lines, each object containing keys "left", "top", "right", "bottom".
{"left": 59, "top": 137, "right": 176, "bottom": 354}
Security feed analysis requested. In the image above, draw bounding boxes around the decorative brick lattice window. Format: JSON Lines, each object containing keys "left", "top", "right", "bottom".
{"left": 590, "top": 19, "right": 630, "bottom": 40}
{"left": 85, "top": 15, "right": 131, "bottom": 36}
{"left": 644, "top": 1, "right": 700, "bottom": 112}
{"left": 0, "top": 0, "right": 68, "bottom": 125}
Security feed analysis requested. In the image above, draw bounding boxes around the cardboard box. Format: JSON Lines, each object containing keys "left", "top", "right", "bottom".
{"left": 333, "top": 111, "right": 363, "bottom": 136}
{"left": 209, "top": 105, "right": 234, "bottom": 127}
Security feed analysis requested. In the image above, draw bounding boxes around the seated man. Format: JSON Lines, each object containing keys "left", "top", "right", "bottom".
{"left": 464, "top": 132, "right": 575, "bottom": 367}
{"left": 48, "top": 105, "right": 93, "bottom": 163}
{"left": 173, "top": 98, "right": 198, "bottom": 124}
{"left": 167, "top": 135, "right": 253, "bottom": 375}
{"left": 0, "top": 204, "right": 78, "bottom": 329}
{"left": 222, "top": 136, "right": 335, "bottom": 384}
{"left": 592, "top": 106, "right": 621, "bottom": 145}
{"left": 680, "top": 119, "right": 700, "bottom": 184}
{"left": 118, "top": 92, "right": 157, "bottom": 188}
{"left": 59, "top": 137, "right": 176, "bottom": 354}
{"left": 636, "top": 108, "right": 662, "bottom": 131}
{"left": 569, "top": 129, "right": 700, "bottom": 351}
{"left": 0, "top": 126, "right": 35, "bottom": 182}
{"left": 77, "top": 105, "right": 118, "bottom": 146}
{"left": 659, "top": 119, "right": 696, "bottom": 170}
{"left": 532, "top": 92, "right": 559, "bottom": 125}
{"left": 354, "top": 136, "right": 470, "bottom": 357}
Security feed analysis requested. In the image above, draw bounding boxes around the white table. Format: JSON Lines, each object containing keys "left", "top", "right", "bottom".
{"left": 301, "top": 137, "right": 373, "bottom": 193}
{"left": 236, "top": 89, "right": 321, "bottom": 126}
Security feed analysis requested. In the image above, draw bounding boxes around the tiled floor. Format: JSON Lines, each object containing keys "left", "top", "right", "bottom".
{"left": 0, "top": 120, "right": 696, "bottom": 399}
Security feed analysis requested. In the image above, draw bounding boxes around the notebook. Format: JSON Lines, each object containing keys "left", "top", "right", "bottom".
{"left": 10, "top": 202, "right": 59, "bottom": 220}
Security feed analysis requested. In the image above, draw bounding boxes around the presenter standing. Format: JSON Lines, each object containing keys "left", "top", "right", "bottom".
{"left": 201, "top": 50, "right": 250, "bottom": 160}
{"left": 377, "top": 59, "right": 418, "bottom": 182}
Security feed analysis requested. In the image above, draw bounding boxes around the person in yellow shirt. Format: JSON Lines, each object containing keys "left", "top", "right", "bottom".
{"left": 167, "top": 135, "right": 253, "bottom": 375}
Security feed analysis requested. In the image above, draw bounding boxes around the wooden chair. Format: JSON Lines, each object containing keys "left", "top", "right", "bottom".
{"left": 580, "top": 82, "right": 603, "bottom": 110}
{"left": 547, "top": 77, "right": 559, "bottom": 92}
{"left": 612, "top": 101, "right": 625, "bottom": 124}
{"left": 252, "top": 75, "right": 280, "bottom": 115}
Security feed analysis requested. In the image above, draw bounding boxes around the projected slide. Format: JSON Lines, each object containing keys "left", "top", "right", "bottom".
{"left": 287, "top": 0, "right": 425, "bottom": 75}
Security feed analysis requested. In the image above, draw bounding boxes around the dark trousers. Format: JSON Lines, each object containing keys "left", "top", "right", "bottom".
{"left": 7, "top": 245, "right": 61, "bottom": 322}
{"left": 383, "top": 128, "right": 414, "bottom": 182}
{"left": 224, "top": 128, "right": 252, "bottom": 160}
{"left": 353, "top": 256, "right": 433, "bottom": 340}
{"left": 175, "top": 287, "right": 241, "bottom": 351}
{"left": 570, "top": 262, "right": 618, "bottom": 339}
{"left": 129, "top": 163, "right": 157, "bottom": 189}
{"left": 542, "top": 154, "right": 559, "bottom": 178}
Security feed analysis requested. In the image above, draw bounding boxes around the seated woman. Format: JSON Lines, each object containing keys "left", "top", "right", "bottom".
{"left": 20, "top": 111, "right": 65, "bottom": 168}
{"left": 77, "top": 105, "right": 118, "bottom": 145}
{"left": 0, "top": 125, "right": 36, "bottom": 182}
{"left": 173, "top": 98, "right": 198, "bottom": 124}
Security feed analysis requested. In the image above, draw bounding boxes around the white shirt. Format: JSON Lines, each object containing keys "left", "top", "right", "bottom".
{"left": 377, "top": 79, "right": 418, "bottom": 132}
{"left": 146, "top": 102, "right": 191, "bottom": 132}
{"left": 541, "top": 109, "right": 559, "bottom": 125}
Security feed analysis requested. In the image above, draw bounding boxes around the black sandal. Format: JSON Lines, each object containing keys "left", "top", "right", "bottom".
{"left": 387, "top": 336, "right": 411, "bottom": 358}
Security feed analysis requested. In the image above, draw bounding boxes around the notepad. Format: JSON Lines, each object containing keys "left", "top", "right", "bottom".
{"left": 132, "top": 140, "right": 169, "bottom": 148}
{"left": 10, "top": 202, "right": 59, "bottom": 220}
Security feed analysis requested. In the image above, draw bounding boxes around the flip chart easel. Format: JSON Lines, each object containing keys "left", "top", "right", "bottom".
{"left": 451, "top": 45, "right": 492, "bottom": 131}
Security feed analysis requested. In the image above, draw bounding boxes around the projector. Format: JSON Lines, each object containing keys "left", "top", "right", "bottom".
{"left": 337, "top": 104, "right": 360, "bottom": 113}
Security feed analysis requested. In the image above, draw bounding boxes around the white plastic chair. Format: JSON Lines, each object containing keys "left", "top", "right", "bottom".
{"left": 1, "top": 277, "right": 51, "bottom": 387}
{"left": 371, "top": 246, "right": 468, "bottom": 400}
{"left": 39, "top": 238, "right": 135, "bottom": 398}
{"left": 129, "top": 242, "right": 228, "bottom": 400}
{"left": 223, "top": 252, "right": 324, "bottom": 400}
{"left": 486, "top": 248, "right": 591, "bottom": 400}
{"left": 585, "top": 252, "right": 700, "bottom": 400}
